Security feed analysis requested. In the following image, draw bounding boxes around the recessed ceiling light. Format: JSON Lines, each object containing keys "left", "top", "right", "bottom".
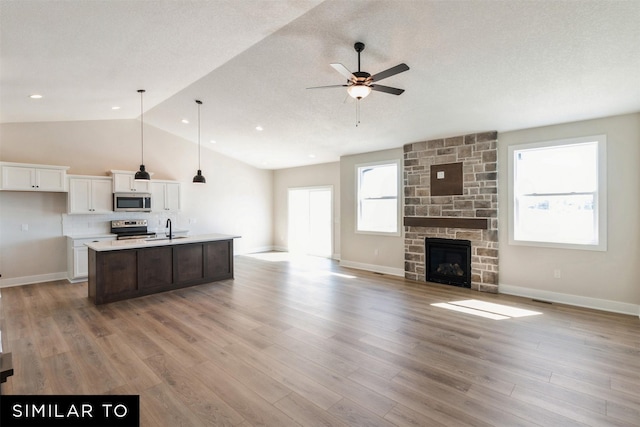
{"left": 255, "top": 126, "right": 263, "bottom": 131}
{"left": 181, "top": 119, "right": 189, "bottom": 124}
{"left": 210, "top": 140, "right": 216, "bottom": 144}
{"left": 308, "top": 154, "right": 316, "bottom": 158}
{"left": 111, "top": 106, "right": 121, "bottom": 110}
{"left": 29, "top": 94, "right": 43, "bottom": 99}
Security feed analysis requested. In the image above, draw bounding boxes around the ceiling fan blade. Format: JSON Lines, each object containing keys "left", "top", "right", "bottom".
{"left": 330, "top": 63, "right": 355, "bottom": 81}
{"left": 371, "top": 63, "right": 409, "bottom": 82}
{"left": 306, "top": 84, "right": 348, "bottom": 90}
{"left": 370, "top": 84, "right": 405, "bottom": 95}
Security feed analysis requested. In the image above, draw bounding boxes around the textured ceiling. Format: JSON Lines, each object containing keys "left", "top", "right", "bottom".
{"left": 2, "top": 0, "right": 639, "bottom": 169}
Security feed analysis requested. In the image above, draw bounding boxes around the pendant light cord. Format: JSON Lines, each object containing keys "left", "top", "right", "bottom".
{"left": 138, "top": 89, "right": 145, "bottom": 164}
{"left": 196, "top": 100, "right": 202, "bottom": 169}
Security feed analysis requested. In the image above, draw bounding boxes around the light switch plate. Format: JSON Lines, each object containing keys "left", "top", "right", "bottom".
{"left": 437, "top": 171, "right": 445, "bottom": 179}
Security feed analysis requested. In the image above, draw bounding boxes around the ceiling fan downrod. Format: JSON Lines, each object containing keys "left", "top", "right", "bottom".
{"left": 354, "top": 42, "right": 365, "bottom": 72}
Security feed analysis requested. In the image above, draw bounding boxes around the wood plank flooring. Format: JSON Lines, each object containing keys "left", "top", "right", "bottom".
{"left": 1, "top": 253, "right": 639, "bottom": 426}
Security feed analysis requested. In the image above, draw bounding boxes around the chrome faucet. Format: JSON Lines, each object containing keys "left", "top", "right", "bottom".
{"left": 166, "top": 218, "right": 172, "bottom": 239}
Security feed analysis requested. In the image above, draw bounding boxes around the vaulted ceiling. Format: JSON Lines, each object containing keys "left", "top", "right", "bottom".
{"left": 2, "top": 0, "right": 639, "bottom": 169}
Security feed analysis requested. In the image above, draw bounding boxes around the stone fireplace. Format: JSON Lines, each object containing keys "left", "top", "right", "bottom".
{"left": 403, "top": 131, "right": 498, "bottom": 293}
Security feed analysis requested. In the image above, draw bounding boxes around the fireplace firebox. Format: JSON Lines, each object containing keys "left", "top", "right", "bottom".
{"left": 425, "top": 238, "right": 471, "bottom": 288}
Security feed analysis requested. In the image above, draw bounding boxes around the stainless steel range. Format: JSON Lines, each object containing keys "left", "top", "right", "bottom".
{"left": 111, "top": 219, "right": 156, "bottom": 240}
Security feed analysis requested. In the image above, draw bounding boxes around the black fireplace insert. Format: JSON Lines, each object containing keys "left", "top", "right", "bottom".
{"left": 425, "top": 237, "right": 471, "bottom": 288}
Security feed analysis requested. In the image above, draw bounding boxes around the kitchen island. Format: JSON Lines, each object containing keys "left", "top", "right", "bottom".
{"left": 86, "top": 234, "right": 239, "bottom": 304}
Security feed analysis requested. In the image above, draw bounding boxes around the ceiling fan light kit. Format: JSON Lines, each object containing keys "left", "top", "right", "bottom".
{"left": 308, "top": 41, "right": 409, "bottom": 125}
{"left": 134, "top": 89, "right": 151, "bottom": 181}
{"left": 347, "top": 84, "right": 371, "bottom": 99}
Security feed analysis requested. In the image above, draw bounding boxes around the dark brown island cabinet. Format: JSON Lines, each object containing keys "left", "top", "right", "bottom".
{"left": 87, "top": 235, "right": 238, "bottom": 304}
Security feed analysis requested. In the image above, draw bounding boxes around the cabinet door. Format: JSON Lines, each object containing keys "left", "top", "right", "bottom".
{"left": 113, "top": 174, "right": 133, "bottom": 192}
{"left": 90, "top": 179, "right": 114, "bottom": 213}
{"left": 165, "top": 182, "right": 181, "bottom": 211}
{"left": 36, "top": 168, "right": 67, "bottom": 191}
{"left": 150, "top": 182, "right": 167, "bottom": 212}
{"left": 132, "top": 179, "right": 150, "bottom": 192}
{"left": 150, "top": 182, "right": 180, "bottom": 212}
{"left": 113, "top": 173, "right": 150, "bottom": 192}
{"left": 1, "top": 166, "right": 35, "bottom": 190}
{"left": 69, "top": 178, "right": 112, "bottom": 214}
{"left": 205, "top": 240, "right": 233, "bottom": 280}
{"left": 68, "top": 178, "right": 92, "bottom": 213}
{"left": 98, "top": 251, "right": 138, "bottom": 300}
{"left": 74, "top": 246, "right": 89, "bottom": 278}
{"left": 138, "top": 246, "right": 173, "bottom": 290}
{"left": 174, "top": 244, "right": 204, "bottom": 284}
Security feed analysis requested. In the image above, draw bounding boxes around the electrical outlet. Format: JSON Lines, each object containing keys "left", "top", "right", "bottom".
{"left": 553, "top": 269, "right": 561, "bottom": 279}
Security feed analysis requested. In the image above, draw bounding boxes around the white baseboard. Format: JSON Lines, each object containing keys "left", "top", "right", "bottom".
{"left": 499, "top": 283, "right": 640, "bottom": 318}
{"left": 237, "top": 245, "right": 276, "bottom": 255}
{"left": 258, "top": 247, "right": 341, "bottom": 261}
{"left": 0, "top": 272, "right": 68, "bottom": 288}
{"left": 339, "top": 259, "right": 405, "bottom": 277}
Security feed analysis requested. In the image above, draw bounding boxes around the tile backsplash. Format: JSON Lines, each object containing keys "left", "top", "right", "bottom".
{"left": 62, "top": 212, "right": 187, "bottom": 236}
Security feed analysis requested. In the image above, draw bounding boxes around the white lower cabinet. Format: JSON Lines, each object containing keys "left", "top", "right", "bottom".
{"left": 73, "top": 246, "right": 89, "bottom": 279}
{"left": 67, "top": 236, "right": 116, "bottom": 282}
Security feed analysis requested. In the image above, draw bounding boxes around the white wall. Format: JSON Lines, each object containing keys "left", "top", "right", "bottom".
{"left": 0, "top": 192, "right": 67, "bottom": 282}
{"left": 273, "top": 162, "right": 340, "bottom": 257}
{"left": 498, "top": 113, "right": 640, "bottom": 315}
{"left": 340, "top": 148, "right": 405, "bottom": 276}
{"left": 0, "top": 119, "right": 273, "bottom": 285}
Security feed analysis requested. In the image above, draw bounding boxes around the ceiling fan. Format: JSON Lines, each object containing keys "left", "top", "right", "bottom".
{"left": 308, "top": 41, "right": 409, "bottom": 100}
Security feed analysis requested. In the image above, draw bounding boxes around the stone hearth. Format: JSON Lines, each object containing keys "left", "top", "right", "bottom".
{"left": 403, "top": 131, "right": 498, "bottom": 293}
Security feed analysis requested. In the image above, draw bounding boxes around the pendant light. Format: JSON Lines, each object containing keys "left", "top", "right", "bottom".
{"left": 134, "top": 89, "right": 150, "bottom": 180}
{"left": 192, "top": 99, "right": 206, "bottom": 183}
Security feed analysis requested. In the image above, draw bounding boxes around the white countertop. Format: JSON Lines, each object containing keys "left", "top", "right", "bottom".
{"left": 85, "top": 233, "right": 240, "bottom": 252}
{"left": 66, "top": 233, "right": 117, "bottom": 240}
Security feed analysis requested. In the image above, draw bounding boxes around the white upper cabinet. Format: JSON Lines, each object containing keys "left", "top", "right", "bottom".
{"left": 68, "top": 176, "right": 113, "bottom": 214}
{"left": 0, "top": 162, "right": 69, "bottom": 192}
{"left": 111, "top": 170, "right": 151, "bottom": 193}
{"left": 150, "top": 181, "right": 181, "bottom": 212}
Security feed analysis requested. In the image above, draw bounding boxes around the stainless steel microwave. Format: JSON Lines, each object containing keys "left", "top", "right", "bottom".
{"left": 113, "top": 193, "right": 152, "bottom": 212}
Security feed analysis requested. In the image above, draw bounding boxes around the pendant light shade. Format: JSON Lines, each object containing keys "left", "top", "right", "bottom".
{"left": 193, "top": 169, "right": 206, "bottom": 183}
{"left": 192, "top": 99, "right": 206, "bottom": 184}
{"left": 135, "top": 89, "right": 151, "bottom": 180}
{"left": 134, "top": 164, "right": 150, "bottom": 180}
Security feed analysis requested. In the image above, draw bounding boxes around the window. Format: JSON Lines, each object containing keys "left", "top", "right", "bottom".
{"left": 508, "top": 135, "right": 606, "bottom": 251}
{"left": 356, "top": 160, "right": 400, "bottom": 234}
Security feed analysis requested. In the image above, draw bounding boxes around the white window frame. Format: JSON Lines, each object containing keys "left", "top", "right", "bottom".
{"left": 355, "top": 159, "right": 402, "bottom": 236}
{"left": 508, "top": 134, "right": 607, "bottom": 251}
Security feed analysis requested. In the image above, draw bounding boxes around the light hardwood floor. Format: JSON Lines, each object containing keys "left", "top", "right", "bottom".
{"left": 2, "top": 253, "right": 639, "bottom": 426}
